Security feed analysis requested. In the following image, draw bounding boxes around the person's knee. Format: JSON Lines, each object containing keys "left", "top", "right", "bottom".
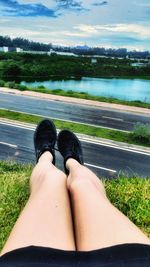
{"left": 30, "top": 163, "right": 67, "bottom": 193}
{"left": 68, "top": 167, "right": 106, "bottom": 198}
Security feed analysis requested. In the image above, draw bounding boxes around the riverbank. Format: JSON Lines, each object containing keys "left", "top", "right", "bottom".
{"left": 1, "top": 86, "right": 150, "bottom": 114}
{"left": 1, "top": 78, "right": 150, "bottom": 109}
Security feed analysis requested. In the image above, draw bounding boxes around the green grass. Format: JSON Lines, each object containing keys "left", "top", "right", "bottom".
{"left": 1, "top": 79, "right": 150, "bottom": 109}
{"left": 0, "top": 161, "right": 150, "bottom": 251}
{"left": 0, "top": 108, "right": 150, "bottom": 147}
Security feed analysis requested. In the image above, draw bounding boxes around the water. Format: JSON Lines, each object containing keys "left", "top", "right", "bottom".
{"left": 21, "top": 77, "right": 150, "bottom": 103}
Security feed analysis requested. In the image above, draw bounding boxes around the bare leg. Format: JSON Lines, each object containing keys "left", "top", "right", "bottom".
{"left": 67, "top": 159, "right": 150, "bottom": 251}
{"left": 1, "top": 152, "right": 75, "bottom": 255}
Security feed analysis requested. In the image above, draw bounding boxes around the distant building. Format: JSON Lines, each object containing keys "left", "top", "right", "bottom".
{"left": 16, "top": 47, "right": 23, "bottom": 52}
{"left": 91, "top": 58, "right": 97, "bottom": 64}
{"left": 75, "top": 45, "right": 90, "bottom": 50}
{"left": 22, "top": 50, "right": 49, "bottom": 55}
{"left": 0, "top": 46, "right": 23, "bottom": 53}
{"left": 0, "top": 46, "right": 9, "bottom": 52}
{"left": 49, "top": 49, "right": 78, "bottom": 57}
{"left": 8, "top": 47, "right": 17, "bottom": 52}
{"left": 131, "top": 62, "right": 147, "bottom": 67}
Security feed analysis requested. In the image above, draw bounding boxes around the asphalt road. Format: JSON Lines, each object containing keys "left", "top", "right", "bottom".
{"left": 1, "top": 92, "right": 150, "bottom": 131}
{"left": 1, "top": 121, "right": 150, "bottom": 178}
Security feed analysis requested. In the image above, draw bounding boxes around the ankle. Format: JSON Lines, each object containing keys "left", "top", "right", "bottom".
{"left": 38, "top": 151, "right": 53, "bottom": 163}
{"left": 66, "top": 158, "right": 81, "bottom": 171}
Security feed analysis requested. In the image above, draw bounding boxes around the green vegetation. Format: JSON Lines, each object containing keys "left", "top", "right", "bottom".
{"left": 0, "top": 160, "right": 150, "bottom": 251}
{"left": 0, "top": 79, "right": 150, "bottom": 109}
{"left": 0, "top": 52, "right": 150, "bottom": 79}
{"left": 132, "top": 123, "right": 150, "bottom": 143}
{"left": 0, "top": 109, "right": 150, "bottom": 147}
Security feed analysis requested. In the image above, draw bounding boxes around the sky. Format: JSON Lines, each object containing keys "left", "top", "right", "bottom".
{"left": 0, "top": 0, "right": 150, "bottom": 51}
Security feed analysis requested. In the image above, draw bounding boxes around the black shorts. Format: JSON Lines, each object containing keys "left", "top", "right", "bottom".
{"left": 0, "top": 243, "right": 150, "bottom": 267}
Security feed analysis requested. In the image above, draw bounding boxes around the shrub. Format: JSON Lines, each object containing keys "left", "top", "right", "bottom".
{"left": 131, "top": 123, "right": 150, "bottom": 144}
{"left": 6, "top": 81, "right": 16, "bottom": 88}
{"left": 67, "top": 90, "right": 74, "bottom": 95}
{"left": 12, "top": 84, "right": 28, "bottom": 91}
{"left": 17, "top": 84, "right": 28, "bottom": 91}
{"left": 51, "top": 89, "right": 63, "bottom": 93}
{"left": 0, "top": 80, "right": 5, "bottom": 87}
{"left": 38, "top": 85, "right": 46, "bottom": 89}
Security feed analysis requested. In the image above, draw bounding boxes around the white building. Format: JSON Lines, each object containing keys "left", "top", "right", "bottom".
{"left": 0, "top": 46, "right": 9, "bottom": 52}
{"left": 16, "top": 47, "right": 23, "bottom": 52}
{"left": 49, "top": 49, "right": 78, "bottom": 57}
{"left": 22, "top": 50, "right": 49, "bottom": 55}
{"left": 131, "top": 62, "right": 147, "bottom": 67}
{"left": 0, "top": 46, "right": 23, "bottom": 52}
{"left": 91, "top": 58, "right": 97, "bottom": 64}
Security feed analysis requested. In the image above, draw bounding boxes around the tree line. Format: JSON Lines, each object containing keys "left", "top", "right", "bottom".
{"left": 0, "top": 35, "right": 150, "bottom": 59}
{"left": 0, "top": 36, "right": 52, "bottom": 52}
{"left": 0, "top": 52, "right": 149, "bottom": 79}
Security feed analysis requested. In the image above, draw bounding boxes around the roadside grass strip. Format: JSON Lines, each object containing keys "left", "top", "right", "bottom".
{"left": 0, "top": 109, "right": 150, "bottom": 147}
{"left": 0, "top": 161, "right": 150, "bottom": 251}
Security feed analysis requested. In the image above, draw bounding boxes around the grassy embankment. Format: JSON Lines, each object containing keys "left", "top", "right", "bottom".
{"left": 0, "top": 160, "right": 150, "bottom": 251}
{"left": 0, "top": 109, "right": 150, "bottom": 147}
{"left": 1, "top": 79, "right": 150, "bottom": 109}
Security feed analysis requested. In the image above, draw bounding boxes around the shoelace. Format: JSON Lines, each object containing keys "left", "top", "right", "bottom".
{"left": 54, "top": 147, "right": 59, "bottom": 151}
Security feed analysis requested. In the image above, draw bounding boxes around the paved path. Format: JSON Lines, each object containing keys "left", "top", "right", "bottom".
{"left": 1, "top": 87, "right": 150, "bottom": 115}
{"left": 1, "top": 90, "right": 150, "bottom": 131}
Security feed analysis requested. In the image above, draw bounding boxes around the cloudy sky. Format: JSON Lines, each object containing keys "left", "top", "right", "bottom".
{"left": 0, "top": 0, "right": 150, "bottom": 50}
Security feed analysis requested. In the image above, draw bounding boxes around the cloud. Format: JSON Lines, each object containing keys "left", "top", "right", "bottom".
{"left": 0, "top": 0, "right": 149, "bottom": 51}
{"left": 135, "top": 1, "right": 150, "bottom": 8}
{"left": 0, "top": 0, "right": 56, "bottom": 17}
{"left": 56, "top": 0, "right": 87, "bottom": 12}
{"left": 92, "top": 1, "right": 108, "bottom": 7}
{"left": 75, "top": 23, "right": 150, "bottom": 39}
{"left": 0, "top": 0, "right": 88, "bottom": 17}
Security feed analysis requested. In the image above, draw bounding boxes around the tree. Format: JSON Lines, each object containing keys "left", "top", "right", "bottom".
{"left": 2, "top": 62, "right": 22, "bottom": 76}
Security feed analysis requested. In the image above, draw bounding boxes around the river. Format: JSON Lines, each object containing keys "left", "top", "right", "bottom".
{"left": 21, "top": 77, "right": 150, "bottom": 103}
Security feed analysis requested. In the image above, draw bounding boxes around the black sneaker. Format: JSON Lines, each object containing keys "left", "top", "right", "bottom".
{"left": 57, "top": 130, "right": 84, "bottom": 174}
{"left": 34, "top": 119, "right": 57, "bottom": 164}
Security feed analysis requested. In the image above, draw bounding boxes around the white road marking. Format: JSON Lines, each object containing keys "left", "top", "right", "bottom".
{"left": 1, "top": 99, "right": 12, "bottom": 103}
{"left": 0, "top": 141, "right": 17, "bottom": 148}
{"left": 102, "top": 116, "right": 124, "bottom": 122}
{"left": 45, "top": 107, "right": 65, "bottom": 112}
{"left": 0, "top": 108, "right": 129, "bottom": 132}
{"left": 0, "top": 121, "right": 35, "bottom": 131}
{"left": 81, "top": 139, "right": 150, "bottom": 156}
{"left": 85, "top": 163, "right": 116, "bottom": 173}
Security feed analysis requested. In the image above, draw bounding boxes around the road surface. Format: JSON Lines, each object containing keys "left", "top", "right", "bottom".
{"left": 1, "top": 121, "right": 150, "bottom": 178}
{"left": 1, "top": 92, "right": 150, "bottom": 131}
